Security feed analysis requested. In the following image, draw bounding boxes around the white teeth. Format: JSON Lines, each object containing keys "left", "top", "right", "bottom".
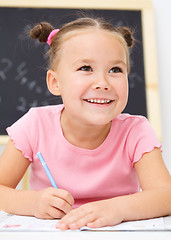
{"left": 86, "top": 99, "right": 111, "bottom": 104}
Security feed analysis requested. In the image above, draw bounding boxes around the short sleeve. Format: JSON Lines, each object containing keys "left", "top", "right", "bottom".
{"left": 6, "top": 108, "right": 37, "bottom": 162}
{"left": 127, "top": 116, "right": 162, "bottom": 165}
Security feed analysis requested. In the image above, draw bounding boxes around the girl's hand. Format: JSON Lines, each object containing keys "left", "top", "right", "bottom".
{"left": 31, "top": 187, "right": 74, "bottom": 219}
{"left": 56, "top": 198, "right": 123, "bottom": 230}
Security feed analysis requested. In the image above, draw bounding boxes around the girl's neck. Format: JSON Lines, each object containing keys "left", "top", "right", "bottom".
{"left": 60, "top": 110, "right": 112, "bottom": 150}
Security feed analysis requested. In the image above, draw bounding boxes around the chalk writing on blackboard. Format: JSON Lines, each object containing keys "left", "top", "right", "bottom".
{"left": 0, "top": 58, "right": 13, "bottom": 81}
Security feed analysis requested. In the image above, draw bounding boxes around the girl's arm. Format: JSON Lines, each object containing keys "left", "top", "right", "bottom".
{"left": 121, "top": 147, "right": 171, "bottom": 221}
{"left": 56, "top": 148, "right": 171, "bottom": 230}
{"left": 0, "top": 139, "right": 74, "bottom": 218}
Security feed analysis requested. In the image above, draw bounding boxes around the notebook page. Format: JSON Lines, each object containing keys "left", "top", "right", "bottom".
{"left": 0, "top": 211, "right": 171, "bottom": 232}
{"left": 0, "top": 211, "right": 61, "bottom": 232}
{"left": 164, "top": 216, "right": 171, "bottom": 230}
{"left": 81, "top": 217, "right": 171, "bottom": 231}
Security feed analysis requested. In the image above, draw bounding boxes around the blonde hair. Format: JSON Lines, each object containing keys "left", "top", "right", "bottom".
{"left": 30, "top": 17, "right": 134, "bottom": 72}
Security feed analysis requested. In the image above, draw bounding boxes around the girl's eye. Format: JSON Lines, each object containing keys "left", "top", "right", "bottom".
{"left": 109, "top": 67, "right": 122, "bottom": 73}
{"left": 78, "top": 66, "right": 92, "bottom": 72}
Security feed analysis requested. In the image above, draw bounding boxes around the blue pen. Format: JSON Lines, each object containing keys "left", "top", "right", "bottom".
{"left": 37, "top": 152, "right": 58, "bottom": 189}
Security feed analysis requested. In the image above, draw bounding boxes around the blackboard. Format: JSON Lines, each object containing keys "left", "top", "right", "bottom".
{"left": 0, "top": 7, "right": 146, "bottom": 136}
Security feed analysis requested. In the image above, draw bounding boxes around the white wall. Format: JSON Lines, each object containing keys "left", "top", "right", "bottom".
{"left": 0, "top": 0, "right": 171, "bottom": 173}
{"left": 0, "top": 145, "right": 4, "bottom": 155}
{"left": 152, "top": 0, "right": 171, "bottom": 172}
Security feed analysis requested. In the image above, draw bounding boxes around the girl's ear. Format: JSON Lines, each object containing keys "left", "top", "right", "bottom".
{"left": 46, "top": 70, "right": 61, "bottom": 95}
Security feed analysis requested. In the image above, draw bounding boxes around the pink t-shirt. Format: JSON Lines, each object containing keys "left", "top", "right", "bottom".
{"left": 7, "top": 105, "right": 161, "bottom": 208}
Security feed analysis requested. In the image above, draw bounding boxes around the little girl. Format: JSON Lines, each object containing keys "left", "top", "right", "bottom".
{"left": 0, "top": 17, "right": 171, "bottom": 230}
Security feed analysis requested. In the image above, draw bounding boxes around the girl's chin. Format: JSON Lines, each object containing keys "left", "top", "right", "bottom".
{"left": 80, "top": 115, "right": 114, "bottom": 127}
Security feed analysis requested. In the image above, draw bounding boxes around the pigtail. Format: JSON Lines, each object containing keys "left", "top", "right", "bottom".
{"left": 30, "top": 22, "right": 54, "bottom": 43}
{"left": 117, "top": 26, "right": 134, "bottom": 48}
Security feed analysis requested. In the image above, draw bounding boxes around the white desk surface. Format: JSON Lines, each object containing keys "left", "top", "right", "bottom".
{"left": 0, "top": 231, "right": 171, "bottom": 240}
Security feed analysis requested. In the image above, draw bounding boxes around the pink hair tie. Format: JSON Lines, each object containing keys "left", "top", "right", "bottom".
{"left": 47, "top": 29, "right": 59, "bottom": 45}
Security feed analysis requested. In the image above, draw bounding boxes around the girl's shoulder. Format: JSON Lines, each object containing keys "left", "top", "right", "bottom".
{"left": 115, "top": 113, "right": 148, "bottom": 126}
{"left": 24, "top": 104, "right": 64, "bottom": 124}
{"left": 7, "top": 104, "right": 64, "bottom": 133}
{"left": 112, "top": 113, "right": 155, "bottom": 140}
{"left": 28, "top": 104, "right": 64, "bottom": 116}
{"left": 109, "top": 113, "right": 155, "bottom": 147}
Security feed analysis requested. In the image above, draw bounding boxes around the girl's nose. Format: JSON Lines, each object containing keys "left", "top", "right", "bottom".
{"left": 92, "top": 74, "right": 111, "bottom": 91}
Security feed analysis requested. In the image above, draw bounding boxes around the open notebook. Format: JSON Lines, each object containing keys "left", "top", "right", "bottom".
{"left": 0, "top": 211, "right": 171, "bottom": 232}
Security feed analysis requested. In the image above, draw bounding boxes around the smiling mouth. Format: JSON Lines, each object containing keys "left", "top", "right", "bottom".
{"left": 84, "top": 99, "right": 113, "bottom": 104}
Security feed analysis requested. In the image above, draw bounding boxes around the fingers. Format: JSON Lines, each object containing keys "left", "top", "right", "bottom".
{"left": 56, "top": 212, "right": 95, "bottom": 230}
{"left": 46, "top": 206, "right": 66, "bottom": 219}
{"left": 37, "top": 209, "right": 65, "bottom": 219}
{"left": 50, "top": 194, "right": 72, "bottom": 214}
{"left": 56, "top": 199, "right": 121, "bottom": 230}
{"left": 87, "top": 218, "right": 106, "bottom": 228}
{"left": 56, "top": 205, "right": 96, "bottom": 230}
{"left": 52, "top": 188, "right": 74, "bottom": 207}
{"left": 47, "top": 188, "right": 74, "bottom": 217}
{"left": 33, "top": 188, "right": 74, "bottom": 219}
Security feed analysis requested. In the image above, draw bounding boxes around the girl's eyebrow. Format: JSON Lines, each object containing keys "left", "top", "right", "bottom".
{"left": 112, "top": 60, "right": 127, "bottom": 66}
{"left": 72, "top": 58, "right": 95, "bottom": 66}
{"left": 72, "top": 58, "right": 127, "bottom": 67}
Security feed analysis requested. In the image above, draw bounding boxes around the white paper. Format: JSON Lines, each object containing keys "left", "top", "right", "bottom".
{"left": 0, "top": 211, "right": 61, "bottom": 231}
{"left": 81, "top": 217, "right": 169, "bottom": 231}
{"left": 0, "top": 211, "right": 171, "bottom": 232}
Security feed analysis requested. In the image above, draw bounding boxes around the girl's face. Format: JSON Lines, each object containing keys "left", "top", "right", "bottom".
{"left": 47, "top": 29, "right": 128, "bottom": 127}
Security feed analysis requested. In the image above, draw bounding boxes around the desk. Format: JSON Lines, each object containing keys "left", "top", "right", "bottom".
{"left": 0, "top": 231, "right": 171, "bottom": 240}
